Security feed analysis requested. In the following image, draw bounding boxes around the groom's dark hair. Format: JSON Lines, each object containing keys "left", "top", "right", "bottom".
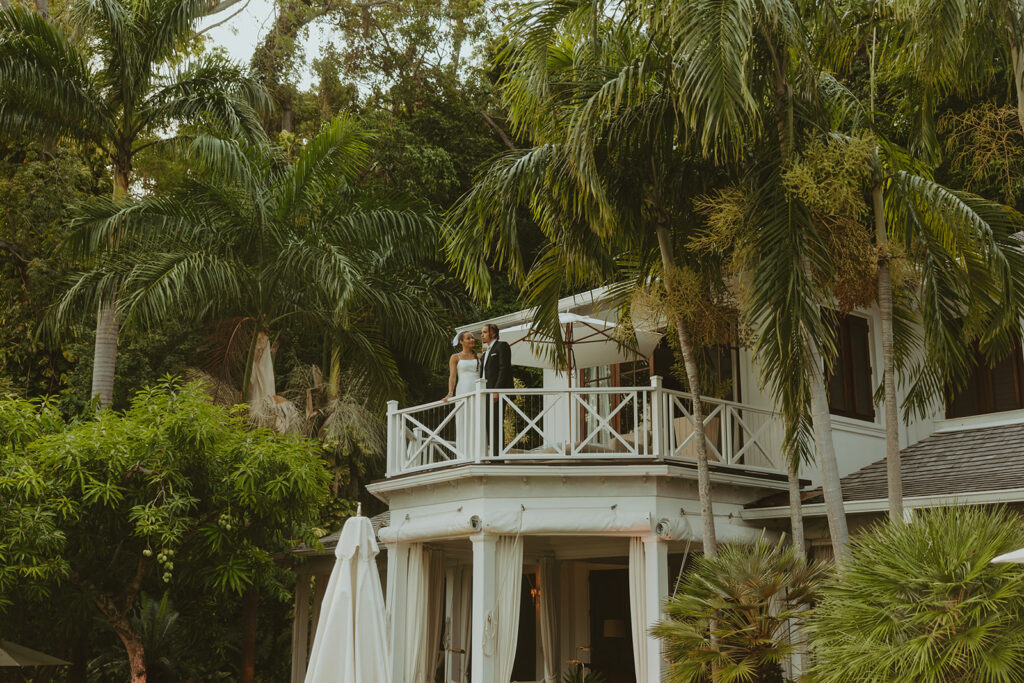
{"left": 484, "top": 323, "right": 499, "bottom": 339}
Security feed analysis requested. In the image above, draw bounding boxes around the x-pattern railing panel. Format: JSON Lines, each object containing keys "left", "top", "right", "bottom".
{"left": 573, "top": 391, "right": 639, "bottom": 455}
{"left": 387, "top": 384, "right": 785, "bottom": 475}
{"left": 400, "top": 402, "right": 465, "bottom": 468}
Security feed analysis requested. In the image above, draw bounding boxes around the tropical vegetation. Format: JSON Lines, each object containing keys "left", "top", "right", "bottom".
{"left": 2, "top": 0, "right": 1024, "bottom": 677}
{"left": 654, "top": 537, "right": 827, "bottom": 683}
{"left": 809, "top": 506, "right": 1024, "bottom": 681}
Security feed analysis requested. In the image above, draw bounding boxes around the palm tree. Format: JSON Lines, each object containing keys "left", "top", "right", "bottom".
{"left": 881, "top": 0, "right": 1024, "bottom": 150}
{"left": 51, "top": 115, "right": 453, "bottom": 412}
{"left": 665, "top": 0, "right": 856, "bottom": 559}
{"left": 447, "top": 1, "right": 734, "bottom": 556}
{"left": 653, "top": 536, "right": 828, "bottom": 682}
{"left": 810, "top": 62, "right": 1024, "bottom": 522}
{"left": 808, "top": 506, "right": 1024, "bottom": 681}
{"left": 0, "top": 0, "right": 266, "bottom": 408}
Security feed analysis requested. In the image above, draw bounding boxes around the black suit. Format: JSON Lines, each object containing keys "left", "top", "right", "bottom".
{"left": 480, "top": 340, "right": 512, "bottom": 455}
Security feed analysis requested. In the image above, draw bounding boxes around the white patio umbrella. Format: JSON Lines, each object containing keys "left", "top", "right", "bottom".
{"left": 0, "top": 640, "right": 70, "bottom": 667}
{"left": 502, "top": 312, "right": 663, "bottom": 385}
{"left": 993, "top": 547, "right": 1024, "bottom": 563}
{"left": 304, "top": 507, "right": 389, "bottom": 683}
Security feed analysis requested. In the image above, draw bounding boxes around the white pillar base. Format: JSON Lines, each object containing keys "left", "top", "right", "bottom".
{"left": 470, "top": 533, "right": 498, "bottom": 683}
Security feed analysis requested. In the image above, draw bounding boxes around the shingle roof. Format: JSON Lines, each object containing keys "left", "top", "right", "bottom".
{"left": 293, "top": 510, "right": 391, "bottom": 555}
{"left": 748, "top": 422, "right": 1024, "bottom": 508}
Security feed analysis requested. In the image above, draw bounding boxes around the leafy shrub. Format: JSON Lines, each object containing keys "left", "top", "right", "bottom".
{"left": 808, "top": 506, "right": 1024, "bottom": 682}
{"left": 653, "top": 537, "right": 826, "bottom": 682}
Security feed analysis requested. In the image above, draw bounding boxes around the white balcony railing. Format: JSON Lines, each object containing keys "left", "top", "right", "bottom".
{"left": 385, "top": 376, "right": 786, "bottom": 477}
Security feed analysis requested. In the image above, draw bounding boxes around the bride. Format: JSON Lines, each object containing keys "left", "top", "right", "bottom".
{"left": 443, "top": 331, "right": 479, "bottom": 452}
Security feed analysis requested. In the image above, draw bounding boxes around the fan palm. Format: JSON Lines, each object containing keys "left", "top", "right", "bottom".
{"left": 808, "top": 506, "right": 1024, "bottom": 681}
{"left": 653, "top": 536, "right": 828, "bottom": 683}
{"left": 0, "top": 0, "right": 266, "bottom": 407}
{"left": 447, "top": 1, "right": 735, "bottom": 556}
{"left": 51, "top": 114, "right": 452, "bottom": 414}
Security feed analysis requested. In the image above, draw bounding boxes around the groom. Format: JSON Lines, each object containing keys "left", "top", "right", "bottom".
{"left": 479, "top": 323, "right": 512, "bottom": 456}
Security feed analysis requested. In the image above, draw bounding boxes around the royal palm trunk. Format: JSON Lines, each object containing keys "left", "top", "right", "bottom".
{"left": 872, "top": 180, "right": 903, "bottom": 521}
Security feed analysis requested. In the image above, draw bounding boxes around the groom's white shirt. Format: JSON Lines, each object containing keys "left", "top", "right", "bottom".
{"left": 481, "top": 343, "right": 493, "bottom": 372}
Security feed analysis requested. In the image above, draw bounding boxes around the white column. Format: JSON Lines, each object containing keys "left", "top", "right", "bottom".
{"left": 387, "top": 542, "right": 410, "bottom": 682}
{"left": 643, "top": 537, "right": 668, "bottom": 682}
{"left": 471, "top": 533, "right": 498, "bottom": 682}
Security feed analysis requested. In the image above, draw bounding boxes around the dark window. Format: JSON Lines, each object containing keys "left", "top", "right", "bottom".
{"left": 651, "top": 339, "right": 741, "bottom": 402}
{"left": 946, "top": 344, "right": 1024, "bottom": 418}
{"left": 827, "top": 314, "right": 875, "bottom": 422}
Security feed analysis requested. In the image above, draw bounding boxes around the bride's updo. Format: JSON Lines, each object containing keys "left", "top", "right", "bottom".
{"left": 452, "top": 330, "right": 474, "bottom": 349}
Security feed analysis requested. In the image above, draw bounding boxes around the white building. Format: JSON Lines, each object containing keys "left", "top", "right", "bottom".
{"left": 291, "top": 285, "right": 1024, "bottom": 683}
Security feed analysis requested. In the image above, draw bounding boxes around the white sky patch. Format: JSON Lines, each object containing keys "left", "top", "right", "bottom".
{"left": 198, "top": 0, "right": 325, "bottom": 88}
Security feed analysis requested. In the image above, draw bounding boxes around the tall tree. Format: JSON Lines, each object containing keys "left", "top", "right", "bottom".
{"left": 52, "top": 115, "right": 454, "bottom": 413}
{"left": 447, "top": 1, "right": 732, "bottom": 556}
{"left": 0, "top": 380, "right": 329, "bottom": 683}
{"left": 0, "top": 0, "right": 265, "bottom": 407}
{"left": 668, "top": 0, "right": 854, "bottom": 558}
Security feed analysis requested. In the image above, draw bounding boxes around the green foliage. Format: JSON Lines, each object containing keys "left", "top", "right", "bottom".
{"left": 653, "top": 537, "right": 827, "bottom": 683}
{"left": 54, "top": 115, "right": 458, "bottom": 403}
{"left": 0, "top": 378, "right": 329, "bottom": 647}
{"left": 0, "top": 394, "right": 69, "bottom": 609}
{"left": 561, "top": 667, "right": 606, "bottom": 683}
{"left": 808, "top": 506, "right": 1024, "bottom": 682}
{"left": 88, "top": 592, "right": 194, "bottom": 682}
{"left": 0, "top": 143, "right": 104, "bottom": 397}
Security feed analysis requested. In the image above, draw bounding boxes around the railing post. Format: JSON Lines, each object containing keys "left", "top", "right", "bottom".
{"left": 474, "top": 378, "right": 488, "bottom": 461}
{"left": 650, "top": 376, "right": 664, "bottom": 461}
{"left": 386, "top": 400, "right": 399, "bottom": 476}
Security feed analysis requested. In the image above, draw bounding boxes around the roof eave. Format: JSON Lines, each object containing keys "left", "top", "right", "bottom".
{"left": 741, "top": 486, "right": 1024, "bottom": 520}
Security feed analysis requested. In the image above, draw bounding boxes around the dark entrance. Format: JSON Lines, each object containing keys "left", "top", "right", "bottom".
{"left": 588, "top": 568, "right": 634, "bottom": 683}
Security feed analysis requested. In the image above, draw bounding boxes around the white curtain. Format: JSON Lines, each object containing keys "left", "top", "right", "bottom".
{"left": 424, "top": 550, "right": 445, "bottom": 681}
{"left": 495, "top": 535, "right": 524, "bottom": 683}
{"left": 390, "top": 543, "right": 430, "bottom": 683}
{"left": 538, "top": 558, "right": 560, "bottom": 683}
{"left": 628, "top": 537, "right": 648, "bottom": 683}
{"left": 456, "top": 567, "right": 473, "bottom": 683}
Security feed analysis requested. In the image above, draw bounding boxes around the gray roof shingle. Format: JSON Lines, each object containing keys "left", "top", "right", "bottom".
{"left": 748, "top": 422, "right": 1024, "bottom": 508}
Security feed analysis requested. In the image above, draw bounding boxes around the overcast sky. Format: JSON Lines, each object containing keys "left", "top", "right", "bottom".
{"left": 198, "top": 0, "right": 325, "bottom": 87}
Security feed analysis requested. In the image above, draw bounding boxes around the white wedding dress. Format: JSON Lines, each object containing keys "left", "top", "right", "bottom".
{"left": 453, "top": 358, "right": 478, "bottom": 453}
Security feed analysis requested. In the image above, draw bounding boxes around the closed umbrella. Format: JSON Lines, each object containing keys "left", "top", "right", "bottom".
{"left": 502, "top": 312, "right": 662, "bottom": 385}
{"left": 304, "top": 508, "right": 389, "bottom": 683}
{"left": 0, "top": 640, "right": 70, "bottom": 667}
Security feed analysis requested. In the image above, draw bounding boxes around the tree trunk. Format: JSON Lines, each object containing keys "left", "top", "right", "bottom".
{"left": 91, "top": 302, "right": 119, "bottom": 408}
{"left": 90, "top": 167, "right": 128, "bottom": 408}
{"left": 68, "top": 630, "right": 88, "bottom": 683}
{"left": 786, "top": 452, "right": 805, "bottom": 557}
{"left": 807, "top": 339, "right": 850, "bottom": 561}
{"left": 1011, "top": 43, "right": 1024, "bottom": 138}
{"left": 872, "top": 181, "right": 903, "bottom": 522}
{"left": 241, "top": 587, "right": 259, "bottom": 683}
{"left": 281, "top": 99, "right": 293, "bottom": 133}
{"left": 103, "top": 610, "right": 146, "bottom": 683}
{"left": 656, "top": 225, "right": 718, "bottom": 557}
{"left": 35, "top": 0, "right": 49, "bottom": 18}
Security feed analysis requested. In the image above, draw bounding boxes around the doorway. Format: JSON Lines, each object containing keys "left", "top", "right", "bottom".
{"left": 588, "top": 569, "right": 634, "bottom": 683}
